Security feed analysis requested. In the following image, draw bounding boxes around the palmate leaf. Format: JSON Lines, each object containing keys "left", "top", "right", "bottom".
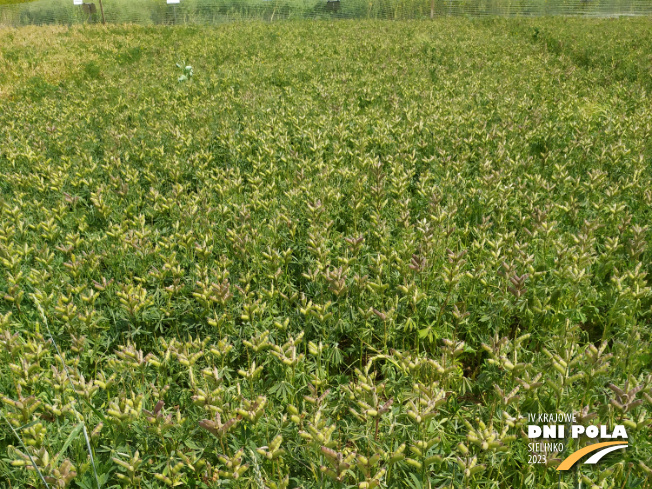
{"left": 269, "top": 380, "right": 293, "bottom": 401}
{"left": 76, "top": 472, "right": 110, "bottom": 489}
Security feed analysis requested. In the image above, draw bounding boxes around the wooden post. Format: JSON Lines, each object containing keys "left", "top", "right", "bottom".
{"left": 98, "top": 0, "right": 105, "bottom": 24}
{"left": 430, "top": 0, "right": 434, "bottom": 18}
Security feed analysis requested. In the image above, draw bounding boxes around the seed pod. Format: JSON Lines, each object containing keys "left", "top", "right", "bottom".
{"left": 388, "top": 444, "right": 406, "bottom": 463}
{"left": 424, "top": 455, "right": 442, "bottom": 465}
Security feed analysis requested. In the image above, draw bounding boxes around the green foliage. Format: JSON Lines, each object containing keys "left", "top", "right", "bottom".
{"left": 176, "top": 62, "right": 193, "bottom": 83}
{"left": 83, "top": 61, "right": 102, "bottom": 81}
{"left": 0, "top": 0, "right": 35, "bottom": 5}
{"left": 0, "top": 19, "right": 651, "bottom": 488}
{"left": 1, "top": 0, "right": 650, "bottom": 26}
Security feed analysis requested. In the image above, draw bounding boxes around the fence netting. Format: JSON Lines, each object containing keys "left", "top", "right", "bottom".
{"left": 0, "top": 0, "right": 650, "bottom": 26}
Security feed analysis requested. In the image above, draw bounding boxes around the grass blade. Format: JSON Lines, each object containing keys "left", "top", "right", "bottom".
{"left": 52, "top": 422, "right": 83, "bottom": 469}
{"left": 2, "top": 413, "right": 50, "bottom": 489}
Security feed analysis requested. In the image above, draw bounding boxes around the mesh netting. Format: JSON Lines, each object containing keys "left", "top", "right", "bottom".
{"left": 0, "top": 0, "right": 650, "bottom": 26}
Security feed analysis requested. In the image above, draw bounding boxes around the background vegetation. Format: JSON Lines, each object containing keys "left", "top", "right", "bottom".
{"left": 0, "top": 0, "right": 651, "bottom": 25}
{"left": 0, "top": 0, "right": 35, "bottom": 6}
{"left": 1, "top": 18, "right": 651, "bottom": 489}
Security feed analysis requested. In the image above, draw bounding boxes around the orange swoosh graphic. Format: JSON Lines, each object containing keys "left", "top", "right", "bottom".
{"left": 557, "top": 442, "right": 628, "bottom": 471}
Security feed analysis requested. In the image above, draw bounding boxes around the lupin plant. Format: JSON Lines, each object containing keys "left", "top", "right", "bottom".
{"left": 214, "top": 448, "right": 249, "bottom": 481}
{"left": 112, "top": 449, "right": 143, "bottom": 486}
{"left": 1, "top": 17, "right": 652, "bottom": 489}
{"left": 9, "top": 445, "right": 78, "bottom": 489}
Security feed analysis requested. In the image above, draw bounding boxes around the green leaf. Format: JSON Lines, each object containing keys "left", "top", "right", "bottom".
{"left": 16, "top": 419, "right": 41, "bottom": 432}
{"left": 463, "top": 344, "right": 477, "bottom": 353}
{"left": 53, "top": 422, "right": 83, "bottom": 468}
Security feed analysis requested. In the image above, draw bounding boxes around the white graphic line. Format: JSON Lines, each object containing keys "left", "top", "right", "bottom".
{"left": 584, "top": 445, "right": 628, "bottom": 464}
